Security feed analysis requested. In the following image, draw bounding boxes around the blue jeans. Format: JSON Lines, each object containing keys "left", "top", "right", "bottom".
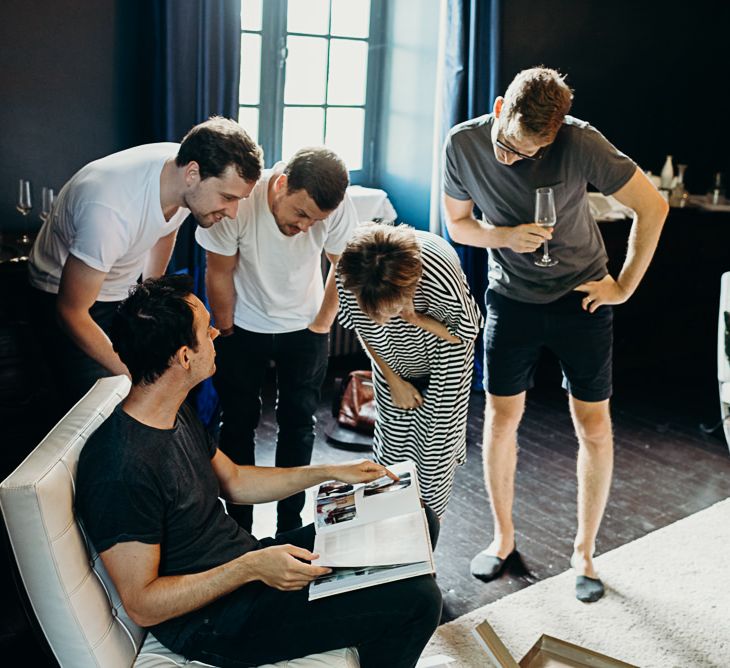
{"left": 178, "top": 510, "right": 442, "bottom": 668}
{"left": 213, "top": 326, "right": 330, "bottom": 534}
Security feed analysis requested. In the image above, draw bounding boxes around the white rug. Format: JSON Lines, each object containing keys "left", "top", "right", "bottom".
{"left": 425, "top": 498, "right": 730, "bottom": 667}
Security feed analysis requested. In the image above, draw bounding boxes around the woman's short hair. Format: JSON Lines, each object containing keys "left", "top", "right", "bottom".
{"left": 111, "top": 275, "right": 198, "bottom": 386}
{"left": 338, "top": 223, "right": 422, "bottom": 320}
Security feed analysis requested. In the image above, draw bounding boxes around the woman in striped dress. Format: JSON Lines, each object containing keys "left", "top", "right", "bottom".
{"left": 336, "top": 224, "right": 483, "bottom": 517}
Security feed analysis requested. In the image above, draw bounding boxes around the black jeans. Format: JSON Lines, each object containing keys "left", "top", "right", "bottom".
{"left": 180, "top": 508, "right": 442, "bottom": 668}
{"left": 29, "top": 286, "right": 117, "bottom": 420}
{"left": 213, "top": 326, "right": 329, "bottom": 534}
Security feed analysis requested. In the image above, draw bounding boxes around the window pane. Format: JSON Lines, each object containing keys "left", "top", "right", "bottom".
{"left": 240, "top": 33, "right": 261, "bottom": 105}
{"left": 327, "top": 39, "right": 368, "bottom": 105}
{"left": 284, "top": 36, "right": 328, "bottom": 104}
{"left": 325, "top": 108, "right": 364, "bottom": 171}
{"left": 241, "top": 0, "right": 262, "bottom": 31}
{"left": 238, "top": 107, "right": 260, "bottom": 145}
{"left": 283, "top": 107, "right": 325, "bottom": 162}
{"left": 331, "top": 0, "right": 370, "bottom": 38}
{"left": 287, "top": 0, "right": 330, "bottom": 35}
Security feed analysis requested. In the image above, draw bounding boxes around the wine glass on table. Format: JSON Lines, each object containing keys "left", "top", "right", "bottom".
{"left": 533, "top": 186, "right": 558, "bottom": 268}
{"left": 16, "top": 179, "right": 33, "bottom": 260}
{"left": 40, "top": 186, "right": 55, "bottom": 223}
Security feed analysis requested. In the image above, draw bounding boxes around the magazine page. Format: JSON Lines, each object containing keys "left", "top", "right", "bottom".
{"left": 309, "top": 560, "right": 432, "bottom": 601}
{"left": 312, "top": 460, "right": 420, "bottom": 534}
{"left": 313, "top": 509, "right": 431, "bottom": 567}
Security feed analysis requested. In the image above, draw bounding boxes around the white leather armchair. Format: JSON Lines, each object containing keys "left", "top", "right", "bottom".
{"left": 0, "top": 376, "right": 357, "bottom": 668}
{"left": 719, "top": 271, "right": 730, "bottom": 451}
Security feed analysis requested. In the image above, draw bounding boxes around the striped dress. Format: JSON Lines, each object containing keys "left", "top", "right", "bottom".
{"left": 336, "top": 231, "right": 483, "bottom": 516}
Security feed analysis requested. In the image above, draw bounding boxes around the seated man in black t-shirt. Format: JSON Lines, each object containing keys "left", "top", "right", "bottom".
{"left": 75, "top": 274, "right": 441, "bottom": 668}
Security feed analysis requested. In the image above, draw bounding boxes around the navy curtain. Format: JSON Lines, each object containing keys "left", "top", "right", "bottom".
{"left": 151, "top": 0, "right": 242, "bottom": 425}
{"left": 438, "top": 0, "right": 501, "bottom": 389}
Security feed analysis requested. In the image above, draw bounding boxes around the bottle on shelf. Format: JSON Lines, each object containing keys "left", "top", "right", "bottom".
{"left": 711, "top": 172, "right": 724, "bottom": 205}
{"left": 660, "top": 155, "right": 674, "bottom": 190}
{"left": 670, "top": 164, "right": 688, "bottom": 207}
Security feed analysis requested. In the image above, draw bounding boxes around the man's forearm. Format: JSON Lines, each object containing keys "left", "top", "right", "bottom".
{"left": 58, "top": 308, "right": 128, "bottom": 376}
{"left": 616, "top": 209, "right": 667, "bottom": 299}
{"left": 446, "top": 214, "right": 509, "bottom": 249}
{"left": 127, "top": 552, "right": 258, "bottom": 627}
{"left": 310, "top": 261, "right": 339, "bottom": 331}
{"left": 206, "top": 270, "right": 237, "bottom": 330}
{"left": 224, "top": 463, "right": 339, "bottom": 505}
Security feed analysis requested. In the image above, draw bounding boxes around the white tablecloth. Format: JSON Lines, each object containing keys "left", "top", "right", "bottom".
{"left": 347, "top": 185, "right": 397, "bottom": 223}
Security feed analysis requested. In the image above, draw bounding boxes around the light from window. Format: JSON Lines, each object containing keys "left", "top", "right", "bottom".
{"left": 287, "top": 0, "right": 330, "bottom": 35}
{"left": 240, "top": 0, "right": 372, "bottom": 172}
{"left": 283, "top": 107, "right": 325, "bottom": 159}
{"left": 331, "top": 0, "right": 370, "bottom": 38}
{"left": 284, "top": 36, "right": 328, "bottom": 105}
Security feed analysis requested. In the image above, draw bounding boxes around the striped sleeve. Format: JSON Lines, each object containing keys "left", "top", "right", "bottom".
{"left": 418, "top": 233, "right": 483, "bottom": 341}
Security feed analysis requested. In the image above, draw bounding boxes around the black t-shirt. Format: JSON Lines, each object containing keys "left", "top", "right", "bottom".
{"left": 76, "top": 402, "right": 261, "bottom": 645}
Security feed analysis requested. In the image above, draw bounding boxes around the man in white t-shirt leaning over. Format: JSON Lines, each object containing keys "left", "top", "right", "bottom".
{"left": 196, "top": 147, "right": 357, "bottom": 534}
{"left": 28, "top": 117, "right": 263, "bottom": 416}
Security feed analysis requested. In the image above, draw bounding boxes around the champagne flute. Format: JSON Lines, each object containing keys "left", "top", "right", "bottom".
{"left": 16, "top": 179, "right": 33, "bottom": 257}
{"left": 40, "top": 186, "right": 55, "bottom": 223}
{"left": 533, "top": 186, "right": 558, "bottom": 267}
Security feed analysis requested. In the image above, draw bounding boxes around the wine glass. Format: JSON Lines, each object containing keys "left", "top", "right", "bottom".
{"left": 41, "top": 186, "right": 55, "bottom": 222}
{"left": 16, "top": 179, "right": 33, "bottom": 258}
{"left": 534, "top": 186, "right": 558, "bottom": 268}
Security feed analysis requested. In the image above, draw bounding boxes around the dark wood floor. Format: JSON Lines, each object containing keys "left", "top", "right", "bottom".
{"left": 2, "top": 355, "right": 729, "bottom": 664}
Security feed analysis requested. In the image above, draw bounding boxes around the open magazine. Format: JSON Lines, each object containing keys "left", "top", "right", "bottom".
{"left": 308, "top": 460, "right": 435, "bottom": 601}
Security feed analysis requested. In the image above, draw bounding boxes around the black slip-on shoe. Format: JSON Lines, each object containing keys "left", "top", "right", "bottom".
{"left": 470, "top": 548, "right": 518, "bottom": 582}
{"left": 575, "top": 575, "right": 605, "bottom": 603}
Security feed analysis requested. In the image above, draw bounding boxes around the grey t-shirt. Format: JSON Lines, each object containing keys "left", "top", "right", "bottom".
{"left": 443, "top": 114, "right": 636, "bottom": 303}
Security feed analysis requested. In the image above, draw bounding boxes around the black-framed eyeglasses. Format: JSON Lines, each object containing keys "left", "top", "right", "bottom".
{"left": 494, "top": 136, "right": 545, "bottom": 161}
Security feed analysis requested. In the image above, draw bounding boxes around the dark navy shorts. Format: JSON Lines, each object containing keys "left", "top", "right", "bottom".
{"left": 483, "top": 289, "right": 613, "bottom": 402}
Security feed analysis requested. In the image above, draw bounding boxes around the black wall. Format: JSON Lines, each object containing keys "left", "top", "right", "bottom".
{"left": 0, "top": 0, "right": 152, "bottom": 233}
{"left": 499, "top": 0, "right": 728, "bottom": 195}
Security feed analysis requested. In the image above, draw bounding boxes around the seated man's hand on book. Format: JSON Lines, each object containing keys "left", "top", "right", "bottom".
{"left": 329, "top": 460, "right": 399, "bottom": 485}
{"left": 245, "top": 544, "right": 331, "bottom": 591}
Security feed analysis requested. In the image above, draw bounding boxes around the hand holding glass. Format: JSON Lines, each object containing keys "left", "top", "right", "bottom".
{"left": 534, "top": 187, "right": 558, "bottom": 267}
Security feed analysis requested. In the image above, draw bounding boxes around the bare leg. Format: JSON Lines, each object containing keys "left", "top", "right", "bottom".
{"left": 482, "top": 392, "right": 526, "bottom": 558}
{"left": 568, "top": 396, "right": 614, "bottom": 579}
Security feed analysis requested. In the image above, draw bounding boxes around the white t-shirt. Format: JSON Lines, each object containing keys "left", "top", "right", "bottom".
{"left": 195, "top": 168, "right": 358, "bottom": 333}
{"left": 28, "top": 143, "right": 190, "bottom": 301}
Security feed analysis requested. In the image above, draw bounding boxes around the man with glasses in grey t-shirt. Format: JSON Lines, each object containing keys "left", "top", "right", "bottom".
{"left": 442, "top": 67, "right": 668, "bottom": 602}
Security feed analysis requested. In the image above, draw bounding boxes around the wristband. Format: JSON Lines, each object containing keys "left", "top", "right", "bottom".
{"left": 218, "top": 326, "right": 235, "bottom": 338}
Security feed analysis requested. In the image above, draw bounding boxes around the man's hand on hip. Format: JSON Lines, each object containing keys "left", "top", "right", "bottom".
{"left": 574, "top": 274, "right": 629, "bottom": 313}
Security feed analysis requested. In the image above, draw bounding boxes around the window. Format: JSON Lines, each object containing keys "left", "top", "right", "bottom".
{"left": 240, "top": 0, "right": 382, "bottom": 183}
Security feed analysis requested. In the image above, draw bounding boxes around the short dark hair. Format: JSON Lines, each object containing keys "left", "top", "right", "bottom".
{"left": 176, "top": 116, "right": 263, "bottom": 182}
{"left": 284, "top": 147, "right": 349, "bottom": 211}
{"left": 501, "top": 66, "right": 574, "bottom": 142}
{"left": 111, "top": 275, "right": 198, "bottom": 386}
{"left": 338, "top": 223, "right": 422, "bottom": 320}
